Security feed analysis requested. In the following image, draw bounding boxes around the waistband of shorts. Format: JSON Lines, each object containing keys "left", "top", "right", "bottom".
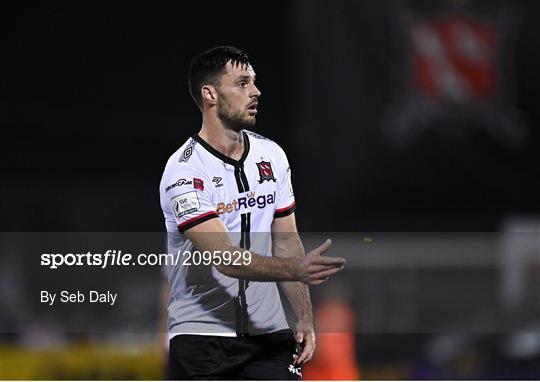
{"left": 169, "top": 323, "right": 291, "bottom": 339}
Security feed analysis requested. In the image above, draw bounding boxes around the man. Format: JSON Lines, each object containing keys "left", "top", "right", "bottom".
{"left": 160, "top": 46, "right": 345, "bottom": 380}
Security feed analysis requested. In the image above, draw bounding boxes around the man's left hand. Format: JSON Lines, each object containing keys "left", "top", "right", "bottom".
{"left": 293, "top": 321, "right": 316, "bottom": 365}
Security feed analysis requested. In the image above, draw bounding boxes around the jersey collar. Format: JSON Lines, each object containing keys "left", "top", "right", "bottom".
{"left": 193, "top": 131, "right": 250, "bottom": 167}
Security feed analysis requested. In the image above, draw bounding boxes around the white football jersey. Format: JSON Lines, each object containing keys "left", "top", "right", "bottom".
{"left": 160, "top": 130, "right": 296, "bottom": 337}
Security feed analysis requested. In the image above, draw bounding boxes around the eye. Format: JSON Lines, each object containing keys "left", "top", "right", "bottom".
{"left": 239, "top": 81, "right": 248, "bottom": 88}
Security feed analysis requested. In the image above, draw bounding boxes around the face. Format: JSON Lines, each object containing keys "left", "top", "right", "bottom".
{"left": 215, "top": 61, "right": 261, "bottom": 132}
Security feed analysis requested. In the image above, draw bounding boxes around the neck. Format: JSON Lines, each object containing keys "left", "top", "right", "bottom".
{"left": 198, "top": 113, "right": 244, "bottom": 160}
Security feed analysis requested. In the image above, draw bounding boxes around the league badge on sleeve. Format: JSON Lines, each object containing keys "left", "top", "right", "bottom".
{"left": 256, "top": 161, "right": 276, "bottom": 183}
{"left": 171, "top": 191, "right": 200, "bottom": 218}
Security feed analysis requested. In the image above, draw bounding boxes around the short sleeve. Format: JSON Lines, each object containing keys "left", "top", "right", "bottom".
{"left": 274, "top": 146, "right": 296, "bottom": 219}
{"left": 160, "top": 166, "right": 218, "bottom": 233}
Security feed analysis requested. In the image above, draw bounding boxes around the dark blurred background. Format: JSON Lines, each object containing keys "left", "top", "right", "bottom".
{"left": 2, "top": 0, "right": 540, "bottom": 379}
{"left": 3, "top": 0, "right": 539, "bottom": 232}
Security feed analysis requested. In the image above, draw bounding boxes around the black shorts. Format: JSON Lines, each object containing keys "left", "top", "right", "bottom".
{"left": 168, "top": 329, "right": 302, "bottom": 380}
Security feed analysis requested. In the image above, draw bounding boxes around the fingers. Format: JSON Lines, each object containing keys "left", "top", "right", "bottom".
{"left": 309, "top": 267, "right": 343, "bottom": 285}
{"left": 312, "top": 266, "right": 343, "bottom": 278}
{"left": 309, "top": 263, "right": 341, "bottom": 274}
{"left": 295, "top": 334, "right": 315, "bottom": 365}
{"left": 301, "top": 257, "right": 345, "bottom": 286}
{"left": 309, "top": 238, "right": 332, "bottom": 257}
{"left": 307, "top": 262, "right": 343, "bottom": 276}
{"left": 310, "top": 256, "right": 345, "bottom": 267}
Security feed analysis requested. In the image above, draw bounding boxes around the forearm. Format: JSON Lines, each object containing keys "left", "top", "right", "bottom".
{"left": 216, "top": 245, "right": 297, "bottom": 281}
{"left": 187, "top": 228, "right": 299, "bottom": 281}
{"left": 185, "top": 220, "right": 343, "bottom": 285}
{"left": 281, "top": 281, "right": 313, "bottom": 323}
{"left": 274, "top": 233, "right": 314, "bottom": 322}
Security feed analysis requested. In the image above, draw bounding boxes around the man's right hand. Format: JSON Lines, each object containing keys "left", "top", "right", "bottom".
{"left": 294, "top": 239, "right": 345, "bottom": 285}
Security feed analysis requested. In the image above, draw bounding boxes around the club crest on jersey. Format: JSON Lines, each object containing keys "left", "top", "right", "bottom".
{"left": 256, "top": 161, "right": 276, "bottom": 183}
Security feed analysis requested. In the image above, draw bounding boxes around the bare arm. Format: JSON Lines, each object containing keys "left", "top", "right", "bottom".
{"left": 272, "top": 213, "right": 313, "bottom": 321}
{"left": 185, "top": 216, "right": 344, "bottom": 284}
{"left": 272, "top": 213, "right": 338, "bottom": 365}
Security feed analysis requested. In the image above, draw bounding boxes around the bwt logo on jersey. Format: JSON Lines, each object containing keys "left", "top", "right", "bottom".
{"left": 216, "top": 191, "right": 276, "bottom": 214}
{"left": 165, "top": 178, "right": 192, "bottom": 192}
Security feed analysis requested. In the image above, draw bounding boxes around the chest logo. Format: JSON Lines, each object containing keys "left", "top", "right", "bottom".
{"left": 216, "top": 191, "right": 276, "bottom": 215}
{"left": 212, "top": 177, "right": 223, "bottom": 188}
{"left": 256, "top": 161, "right": 276, "bottom": 183}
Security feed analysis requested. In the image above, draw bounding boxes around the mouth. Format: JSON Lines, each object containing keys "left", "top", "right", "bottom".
{"left": 247, "top": 103, "right": 258, "bottom": 112}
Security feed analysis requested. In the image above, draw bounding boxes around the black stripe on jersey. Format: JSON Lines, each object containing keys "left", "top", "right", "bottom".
{"left": 233, "top": 165, "right": 250, "bottom": 194}
{"left": 236, "top": 213, "right": 250, "bottom": 336}
{"left": 244, "top": 212, "right": 251, "bottom": 249}
{"left": 240, "top": 213, "right": 248, "bottom": 248}
{"left": 239, "top": 167, "right": 250, "bottom": 193}
{"left": 238, "top": 212, "right": 252, "bottom": 250}
{"left": 234, "top": 165, "right": 251, "bottom": 337}
{"left": 234, "top": 168, "right": 245, "bottom": 193}
{"left": 237, "top": 280, "right": 248, "bottom": 335}
{"left": 192, "top": 132, "right": 253, "bottom": 337}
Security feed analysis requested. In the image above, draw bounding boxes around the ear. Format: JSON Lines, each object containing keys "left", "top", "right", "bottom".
{"left": 201, "top": 85, "right": 218, "bottom": 106}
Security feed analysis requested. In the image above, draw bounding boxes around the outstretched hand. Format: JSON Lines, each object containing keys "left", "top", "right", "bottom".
{"left": 295, "top": 239, "right": 345, "bottom": 285}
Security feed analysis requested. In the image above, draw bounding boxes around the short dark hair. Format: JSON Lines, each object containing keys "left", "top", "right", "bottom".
{"left": 188, "top": 46, "right": 251, "bottom": 109}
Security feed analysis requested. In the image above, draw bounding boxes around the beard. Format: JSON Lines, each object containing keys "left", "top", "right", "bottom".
{"left": 216, "top": 93, "right": 256, "bottom": 133}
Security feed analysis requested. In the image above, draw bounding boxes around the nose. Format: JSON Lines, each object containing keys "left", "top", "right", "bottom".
{"left": 251, "top": 84, "right": 261, "bottom": 98}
